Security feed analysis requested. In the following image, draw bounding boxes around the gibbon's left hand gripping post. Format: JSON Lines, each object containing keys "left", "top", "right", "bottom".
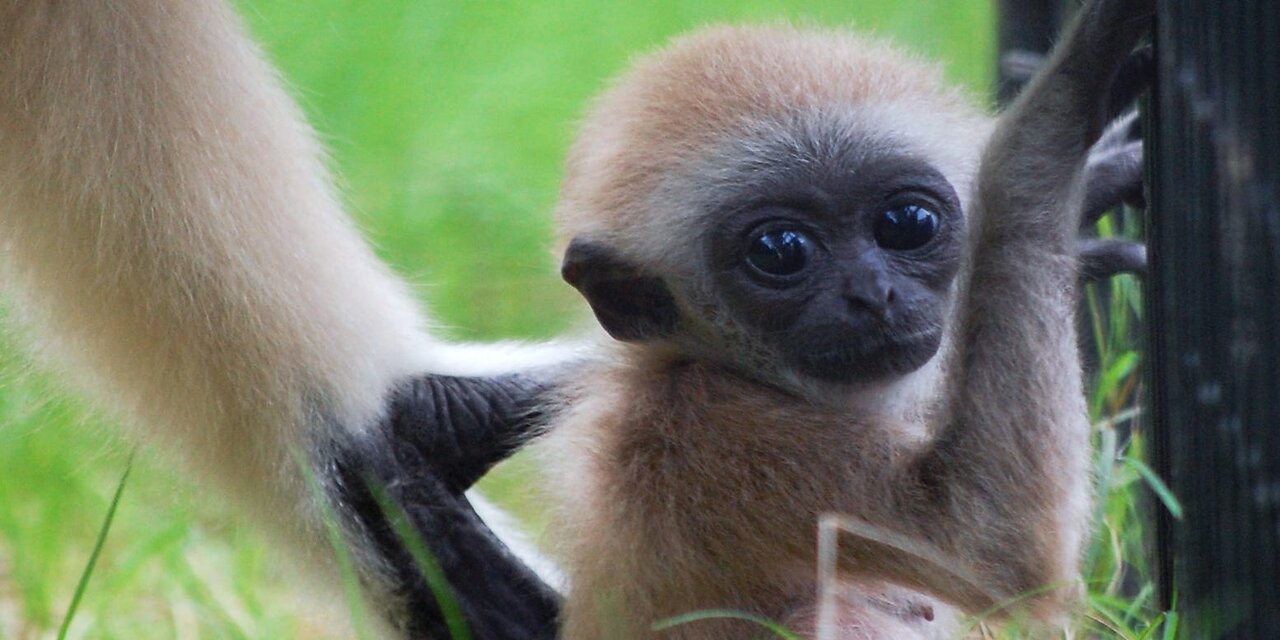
{"left": 0, "top": 1, "right": 563, "bottom": 637}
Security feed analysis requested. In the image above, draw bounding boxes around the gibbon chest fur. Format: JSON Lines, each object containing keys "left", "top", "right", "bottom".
{"left": 548, "top": 356, "right": 951, "bottom": 638}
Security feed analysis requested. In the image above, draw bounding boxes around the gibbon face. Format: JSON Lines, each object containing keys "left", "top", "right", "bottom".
{"left": 558, "top": 26, "right": 987, "bottom": 387}
{"left": 698, "top": 122, "right": 966, "bottom": 383}
{"left": 562, "top": 111, "right": 970, "bottom": 385}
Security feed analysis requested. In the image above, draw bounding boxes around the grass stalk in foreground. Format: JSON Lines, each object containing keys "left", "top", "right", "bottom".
{"left": 293, "top": 449, "right": 375, "bottom": 640}
{"left": 56, "top": 451, "right": 134, "bottom": 640}
{"left": 368, "top": 481, "right": 472, "bottom": 640}
{"left": 653, "top": 609, "right": 801, "bottom": 640}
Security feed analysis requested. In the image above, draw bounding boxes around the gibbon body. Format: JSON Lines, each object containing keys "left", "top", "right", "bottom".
{"left": 547, "top": 5, "right": 1150, "bottom": 637}
{"left": 549, "top": 28, "right": 987, "bottom": 639}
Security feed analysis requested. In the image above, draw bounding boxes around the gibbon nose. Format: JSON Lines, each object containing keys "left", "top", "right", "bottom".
{"left": 843, "top": 273, "right": 895, "bottom": 320}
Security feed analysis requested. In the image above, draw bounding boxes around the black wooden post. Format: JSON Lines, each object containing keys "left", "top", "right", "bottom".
{"left": 1147, "top": 1, "right": 1280, "bottom": 637}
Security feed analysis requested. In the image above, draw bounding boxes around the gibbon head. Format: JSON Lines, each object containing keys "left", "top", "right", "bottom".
{"left": 557, "top": 25, "right": 991, "bottom": 385}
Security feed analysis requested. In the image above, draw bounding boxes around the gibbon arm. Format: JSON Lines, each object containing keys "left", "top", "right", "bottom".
{"left": 926, "top": 0, "right": 1151, "bottom": 613}
{"left": 0, "top": 1, "right": 562, "bottom": 636}
{"left": 831, "top": 0, "right": 1154, "bottom": 616}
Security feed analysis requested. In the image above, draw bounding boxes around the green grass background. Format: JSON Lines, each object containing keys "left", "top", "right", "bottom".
{"left": 0, "top": 1, "right": 1164, "bottom": 638}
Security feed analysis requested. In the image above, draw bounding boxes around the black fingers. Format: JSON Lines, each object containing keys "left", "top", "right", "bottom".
{"left": 986, "top": 0, "right": 1154, "bottom": 180}
{"left": 332, "top": 434, "right": 561, "bottom": 639}
{"left": 1080, "top": 40, "right": 1149, "bottom": 281}
{"left": 385, "top": 373, "right": 555, "bottom": 494}
{"left": 1075, "top": 0, "right": 1156, "bottom": 66}
{"left": 1059, "top": 0, "right": 1155, "bottom": 144}
{"left": 322, "top": 371, "right": 569, "bottom": 638}
{"left": 1079, "top": 238, "right": 1147, "bottom": 282}
{"left": 1083, "top": 139, "right": 1145, "bottom": 227}
{"left": 1106, "top": 45, "right": 1154, "bottom": 123}
{"left": 1081, "top": 119, "right": 1145, "bottom": 281}
{"left": 1093, "top": 110, "right": 1142, "bottom": 153}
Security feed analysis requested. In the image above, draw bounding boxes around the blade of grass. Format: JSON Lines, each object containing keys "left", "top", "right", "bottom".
{"left": 1160, "top": 610, "right": 1179, "bottom": 640}
{"left": 1086, "top": 425, "right": 1118, "bottom": 570}
{"left": 1135, "top": 612, "right": 1168, "bottom": 640}
{"left": 1120, "top": 456, "right": 1184, "bottom": 520}
{"left": 652, "top": 609, "right": 801, "bottom": 639}
{"left": 1125, "top": 583, "right": 1156, "bottom": 620}
{"left": 366, "top": 482, "right": 472, "bottom": 640}
{"left": 1092, "top": 350, "right": 1138, "bottom": 418}
{"left": 57, "top": 451, "right": 134, "bottom": 640}
{"left": 291, "top": 449, "right": 374, "bottom": 640}
{"left": 1086, "top": 286, "right": 1111, "bottom": 397}
{"left": 1086, "top": 592, "right": 1139, "bottom": 639}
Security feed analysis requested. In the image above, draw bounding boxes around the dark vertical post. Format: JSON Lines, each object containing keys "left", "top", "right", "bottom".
{"left": 996, "top": 0, "right": 1067, "bottom": 105}
{"left": 1147, "top": 1, "right": 1280, "bottom": 637}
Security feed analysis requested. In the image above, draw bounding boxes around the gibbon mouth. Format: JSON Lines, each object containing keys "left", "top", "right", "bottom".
{"left": 791, "top": 328, "right": 941, "bottom": 382}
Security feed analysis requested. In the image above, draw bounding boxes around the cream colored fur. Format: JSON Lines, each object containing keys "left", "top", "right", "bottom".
{"left": 1, "top": 0, "right": 424, "bottom": 533}
{"left": 0, "top": 0, "right": 566, "bottom": 624}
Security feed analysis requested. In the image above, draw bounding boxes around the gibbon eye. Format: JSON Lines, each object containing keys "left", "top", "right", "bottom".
{"left": 746, "top": 229, "right": 812, "bottom": 276}
{"left": 874, "top": 205, "right": 939, "bottom": 251}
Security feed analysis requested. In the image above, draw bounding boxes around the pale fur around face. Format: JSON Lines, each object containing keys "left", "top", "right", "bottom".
{"left": 543, "top": 16, "right": 1128, "bottom": 638}
{"left": 556, "top": 25, "right": 989, "bottom": 266}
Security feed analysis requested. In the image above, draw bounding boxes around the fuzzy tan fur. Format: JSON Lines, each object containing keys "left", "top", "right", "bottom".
{"left": 0, "top": 0, "right": 428, "bottom": 531}
{"left": 546, "top": 354, "right": 964, "bottom": 639}
{"left": 545, "top": 8, "right": 1148, "bottom": 636}
{"left": 557, "top": 26, "right": 986, "bottom": 271}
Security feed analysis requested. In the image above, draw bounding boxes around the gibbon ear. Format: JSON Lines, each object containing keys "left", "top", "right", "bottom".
{"left": 561, "top": 237, "right": 679, "bottom": 342}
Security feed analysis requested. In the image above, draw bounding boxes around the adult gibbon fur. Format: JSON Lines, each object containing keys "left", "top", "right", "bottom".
{"left": 0, "top": 1, "right": 567, "bottom": 636}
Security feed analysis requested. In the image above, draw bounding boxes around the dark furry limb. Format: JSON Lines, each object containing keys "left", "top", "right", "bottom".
{"left": 329, "top": 374, "right": 561, "bottom": 639}
{"left": 1078, "top": 237, "right": 1148, "bottom": 281}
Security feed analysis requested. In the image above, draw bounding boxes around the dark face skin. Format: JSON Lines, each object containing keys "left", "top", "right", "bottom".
{"left": 562, "top": 144, "right": 965, "bottom": 386}
{"left": 704, "top": 153, "right": 964, "bottom": 383}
